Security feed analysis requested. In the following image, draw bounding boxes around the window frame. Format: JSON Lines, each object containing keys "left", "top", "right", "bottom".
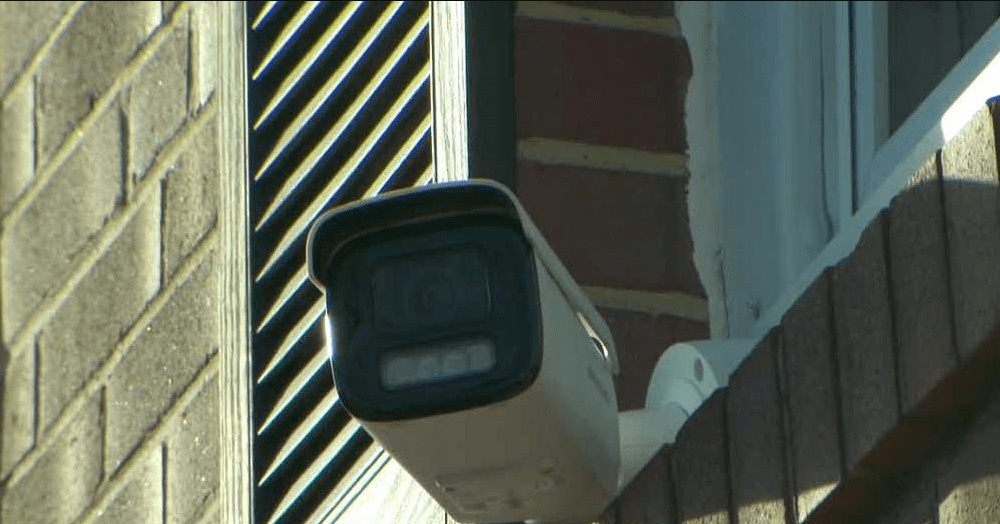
{"left": 678, "top": 2, "right": 1000, "bottom": 339}
{"left": 755, "top": 11, "right": 1000, "bottom": 337}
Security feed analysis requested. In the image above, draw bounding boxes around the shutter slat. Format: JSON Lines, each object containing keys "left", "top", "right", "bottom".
{"left": 252, "top": 1, "right": 324, "bottom": 80}
{"left": 257, "top": 348, "right": 335, "bottom": 437}
{"left": 247, "top": 1, "right": 431, "bottom": 522}
{"left": 254, "top": 2, "right": 366, "bottom": 130}
{"left": 251, "top": 1, "right": 280, "bottom": 31}
{"left": 256, "top": 265, "right": 309, "bottom": 333}
{"left": 263, "top": 420, "right": 365, "bottom": 524}
{"left": 257, "top": 299, "right": 324, "bottom": 383}
{"left": 253, "top": 1, "right": 408, "bottom": 182}
{"left": 253, "top": 11, "right": 429, "bottom": 234}
{"left": 308, "top": 448, "right": 390, "bottom": 524}
{"left": 258, "top": 388, "right": 341, "bottom": 485}
{"left": 254, "top": 74, "right": 428, "bottom": 288}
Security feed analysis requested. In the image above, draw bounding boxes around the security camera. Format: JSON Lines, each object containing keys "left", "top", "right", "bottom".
{"left": 307, "top": 180, "right": 620, "bottom": 523}
{"left": 306, "top": 180, "right": 755, "bottom": 523}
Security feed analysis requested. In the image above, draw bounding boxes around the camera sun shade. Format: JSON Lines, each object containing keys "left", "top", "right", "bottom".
{"left": 306, "top": 180, "right": 620, "bottom": 383}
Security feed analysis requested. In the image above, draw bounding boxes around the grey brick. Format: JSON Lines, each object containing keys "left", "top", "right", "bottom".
{"left": 190, "top": 2, "right": 218, "bottom": 110}
{"left": 37, "top": 1, "right": 159, "bottom": 161}
{"left": 1, "top": 340, "right": 35, "bottom": 477}
{"left": 128, "top": 17, "right": 189, "bottom": 180}
{"left": 163, "top": 118, "right": 218, "bottom": 279}
{"left": 39, "top": 194, "right": 160, "bottom": 431}
{"left": 937, "top": 390, "right": 1000, "bottom": 524}
{"left": 1, "top": 101, "right": 123, "bottom": 343}
{"left": 106, "top": 252, "right": 218, "bottom": 474}
{"left": 0, "top": 392, "right": 103, "bottom": 524}
{"left": 874, "top": 476, "right": 935, "bottom": 524}
{"left": 165, "top": 374, "right": 219, "bottom": 524}
{"left": 887, "top": 155, "right": 958, "bottom": 413}
{"left": 727, "top": 331, "right": 788, "bottom": 524}
{"left": 781, "top": 273, "right": 842, "bottom": 521}
{"left": 616, "top": 448, "right": 675, "bottom": 523}
{"left": 0, "top": 80, "right": 34, "bottom": 215}
{"left": 671, "top": 390, "right": 731, "bottom": 524}
{"left": 940, "top": 106, "right": 1000, "bottom": 360}
{"left": 93, "top": 450, "right": 162, "bottom": 524}
{"left": 831, "top": 215, "right": 899, "bottom": 472}
{"left": 0, "top": 1, "right": 74, "bottom": 96}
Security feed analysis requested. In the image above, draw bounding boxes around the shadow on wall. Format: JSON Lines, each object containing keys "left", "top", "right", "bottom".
{"left": 602, "top": 171, "right": 1000, "bottom": 524}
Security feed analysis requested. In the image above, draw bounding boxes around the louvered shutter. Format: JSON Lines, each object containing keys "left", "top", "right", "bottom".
{"left": 245, "top": 2, "right": 432, "bottom": 523}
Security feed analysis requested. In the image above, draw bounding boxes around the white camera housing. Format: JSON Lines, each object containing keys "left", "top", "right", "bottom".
{"left": 307, "top": 180, "right": 622, "bottom": 523}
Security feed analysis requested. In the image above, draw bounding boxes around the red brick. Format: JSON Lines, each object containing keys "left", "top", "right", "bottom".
{"left": 831, "top": 214, "right": 900, "bottom": 472}
{"left": 727, "top": 331, "right": 789, "bottom": 524}
{"left": 616, "top": 447, "right": 676, "bottom": 523}
{"left": 886, "top": 155, "right": 958, "bottom": 413}
{"left": 599, "top": 307, "right": 709, "bottom": 411}
{"left": 780, "top": 273, "right": 843, "bottom": 521}
{"left": 940, "top": 106, "right": 1000, "bottom": 360}
{"left": 514, "top": 18, "right": 689, "bottom": 153}
{"left": 671, "top": 390, "right": 731, "bottom": 524}
{"left": 553, "top": 1, "right": 675, "bottom": 17}
{"left": 517, "top": 162, "right": 703, "bottom": 296}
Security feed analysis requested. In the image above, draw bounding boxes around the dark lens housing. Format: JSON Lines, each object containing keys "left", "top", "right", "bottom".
{"left": 324, "top": 213, "right": 542, "bottom": 421}
{"left": 371, "top": 245, "right": 491, "bottom": 334}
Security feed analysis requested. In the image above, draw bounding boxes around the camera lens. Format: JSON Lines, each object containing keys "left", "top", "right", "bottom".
{"left": 406, "top": 271, "right": 456, "bottom": 320}
{"left": 372, "top": 246, "right": 490, "bottom": 333}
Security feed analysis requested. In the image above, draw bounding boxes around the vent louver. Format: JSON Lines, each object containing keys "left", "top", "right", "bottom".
{"left": 245, "top": 2, "right": 432, "bottom": 523}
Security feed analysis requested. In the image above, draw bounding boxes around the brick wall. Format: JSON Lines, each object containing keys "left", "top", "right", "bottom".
{"left": 514, "top": 2, "right": 1000, "bottom": 524}
{"left": 647, "top": 105, "right": 1000, "bottom": 524}
{"left": 511, "top": 1, "right": 705, "bottom": 521}
{"left": 0, "top": 2, "right": 220, "bottom": 523}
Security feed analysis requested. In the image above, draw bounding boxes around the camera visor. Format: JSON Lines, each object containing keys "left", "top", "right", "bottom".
{"left": 371, "top": 246, "right": 490, "bottom": 334}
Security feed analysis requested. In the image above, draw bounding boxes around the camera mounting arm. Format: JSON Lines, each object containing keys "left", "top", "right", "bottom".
{"left": 615, "top": 339, "right": 755, "bottom": 493}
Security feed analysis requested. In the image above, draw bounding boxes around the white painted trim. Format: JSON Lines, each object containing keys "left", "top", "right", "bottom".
{"left": 852, "top": 1, "right": 890, "bottom": 204}
{"left": 681, "top": 2, "right": 844, "bottom": 338}
{"left": 517, "top": 138, "right": 688, "bottom": 177}
{"left": 824, "top": 1, "right": 854, "bottom": 227}
{"left": 515, "top": 1, "right": 680, "bottom": 37}
{"left": 753, "top": 19, "right": 1000, "bottom": 339}
{"left": 429, "top": 1, "right": 469, "bottom": 182}
{"left": 217, "top": 3, "right": 253, "bottom": 524}
{"left": 676, "top": 1, "right": 726, "bottom": 337}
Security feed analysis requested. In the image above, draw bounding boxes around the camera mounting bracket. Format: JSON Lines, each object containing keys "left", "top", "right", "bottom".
{"left": 616, "top": 339, "right": 756, "bottom": 494}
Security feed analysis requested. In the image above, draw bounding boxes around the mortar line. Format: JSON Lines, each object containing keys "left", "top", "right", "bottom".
{"left": 31, "top": 339, "right": 40, "bottom": 445}
{"left": 161, "top": 442, "right": 168, "bottom": 524}
{"left": 192, "top": 497, "right": 220, "bottom": 524}
{"left": 5, "top": 98, "right": 217, "bottom": 358}
{"left": 880, "top": 210, "right": 906, "bottom": 421}
{"left": 186, "top": 7, "right": 195, "bottom": 116}
{"left": 934, "top": 150, "right": 963, "bottom": 365}
{"left": 0, "top": 1, "right": 86, "bottom": 104}
{"left": 99, "top": 386, "right": 107, "bottom": 485}
{"left": 160, "top": 177, "right": 169, "bottom": 289}
{"left": 32, "top": 75, "right": 41, "bottom": 187}
{"left": 3, "top": 226, "right": 217, "bottom": 488}
{"left": 517, "top": 137, "right": 689, "bottom": 177}
{"left": 1, "top": 1, "right": 193, "bottom": 229}
{"left": 120, "top": 102, "right": 132, "bottom": 204}
{"left": 73, "top": 354, "right": 220, "bottom": 524}
{"left": 514, "top": 1, "right": 680, "bottom": 37}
